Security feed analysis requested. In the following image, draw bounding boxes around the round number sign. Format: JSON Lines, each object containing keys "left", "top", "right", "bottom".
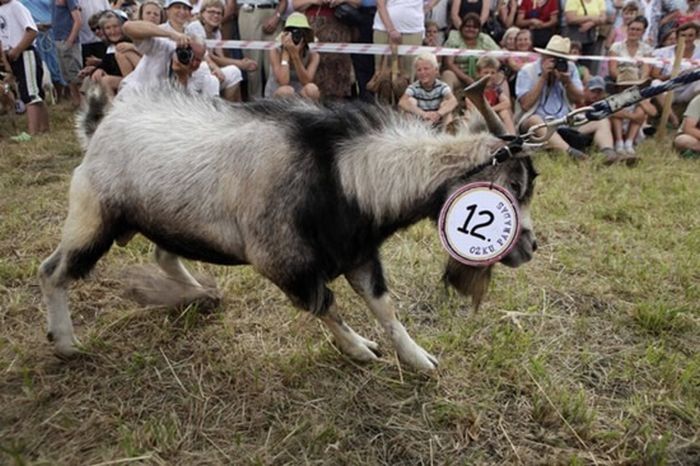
{"left": 438, "top": 182, "right": 521, "bottom": 266}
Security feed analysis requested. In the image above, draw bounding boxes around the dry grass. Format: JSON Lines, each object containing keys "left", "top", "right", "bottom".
{"left": 1, "top": 105, "right": 698, "bottom": 465}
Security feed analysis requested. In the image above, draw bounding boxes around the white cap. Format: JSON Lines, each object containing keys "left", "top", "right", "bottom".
{"left": 165, "top": 0, "right": 192, "bottom": 9}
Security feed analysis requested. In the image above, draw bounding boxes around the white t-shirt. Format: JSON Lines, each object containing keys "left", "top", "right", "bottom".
{"left": 120, "top": 36, "right": 216, "bottom": 96}
{"left": 654, "top": 43, "right": 700, "bottom": 76}
{"left": 78, "top": 0, "right": 110, "bottom": 44}
{"left": 0, "top": 0, "right": 37, "bottom": 50}
{"left": 373, "top": 0, "right": 425, "bottom": 34}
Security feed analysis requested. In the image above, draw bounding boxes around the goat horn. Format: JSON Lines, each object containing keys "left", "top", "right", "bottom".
{"left": 463, "top": 77, "right": 509, "bottom": 138}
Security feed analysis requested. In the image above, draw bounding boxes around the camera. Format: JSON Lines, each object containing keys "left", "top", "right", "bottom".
{"left": 175, "top": 46, "right": 194, "bottom": 65}
{"left": 289, "top": 28, "right": 304, "bottom": 45}
{"left": 554, "top": 57, "right": 569, "bottom": 72}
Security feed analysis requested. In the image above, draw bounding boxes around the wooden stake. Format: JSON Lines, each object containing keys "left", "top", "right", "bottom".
{"left": 658, "top": 39, "right": 686, "bottom": 139}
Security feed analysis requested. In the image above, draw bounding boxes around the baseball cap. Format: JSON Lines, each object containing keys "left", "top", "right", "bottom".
{"left": 587, "top": 76, "right": 606, "bottom": 91}
{"left": 165, "top": 0, "right": 192, "bottom": 9}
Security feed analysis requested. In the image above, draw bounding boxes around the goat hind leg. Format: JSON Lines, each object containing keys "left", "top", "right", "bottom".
{"left": 154, "top": 246, "right": 203, "bottom": 289}
{"left": 346, "top": 259, "right": 438, "bottom": 371}
{"left": 282, "top": 277, "right": 379, "bottom": 362}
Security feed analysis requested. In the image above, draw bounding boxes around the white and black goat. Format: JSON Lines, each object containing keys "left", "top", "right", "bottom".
{"left": 39, "top": 82, "right": 537, "bottom": 371}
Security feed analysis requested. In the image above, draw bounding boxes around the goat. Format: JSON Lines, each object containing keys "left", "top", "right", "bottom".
{"left": 38, "top": 81, "right": 537, "bottom": 371}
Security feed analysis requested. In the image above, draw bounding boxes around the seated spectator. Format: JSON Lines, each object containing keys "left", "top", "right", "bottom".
{"left": 120, "top": 20, "right": 214, "bottom": 96}
{"left": 465, "top": 55, "right": 515, "bottom": 133}
{"left": 399, "top": 52, "right": 458, "bottom": 127}
{"left": 677, "top": 0, "right": 700, "bottom": 26}
{"left": 651, "top": 22, "right": 700, "bottom": 124}
{"left": 451, "top": 0, "right": 492, "bottom": 28}
{"left": 608, "top": 15, "right": 653, "bottom": 82}
{"left": 442, "top": 12, "right": 500, "bottom": 91}
{"left": 658, "top": 26, "right": 676, "bottom": 47}
{"left": 186, "top": 0, "right": 255, "bottom": 101}
{"left": 604, "top": 0, "right": 640, "bottom": 50}
{"left": 516, "top": 0, "right": 559, "bottom": 48}
{"left": 1, "top": 0, "right": 49, "bottom": 134}
{"left": 423, "top": 20, "right": 445, "bottom": 69}
{"left": 516, "top": 35, "right": 636, "bottom": 164}
{"left": 582, "top": 74, "right": 606, "bottom": 105}
{"left": 500, "top": 26, "right": 520, "bottom": 50}
{"left": 85, "top": 11, "right": 141, "bottom": 94}
{"left": 79, "top": 0, "right": 110, "bottom": 68}
{"left": 52, "top": 0, "right": 83, "bottom": 107}
{"left": 265, "top": 12, "right": 320, "bottom": 100}
{"left": 569, "top": 41, "right": 591, "bottom": 84}
{"left": 610, "top": 70, "right": 657, "bottom": 154}
{"left": 673, "top": 93, "right": 700, "bottom": 158}
{"left": 138, "top": 0, "right": 166, "bottom": 24}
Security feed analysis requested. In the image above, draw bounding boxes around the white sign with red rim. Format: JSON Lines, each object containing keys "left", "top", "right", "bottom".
{"left": 438, "top": 182, "right": 521, "bottom": 266}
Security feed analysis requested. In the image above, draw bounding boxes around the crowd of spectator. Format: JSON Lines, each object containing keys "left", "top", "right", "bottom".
{"left": 0, "top": 0, "right": 699, "bottom": 158}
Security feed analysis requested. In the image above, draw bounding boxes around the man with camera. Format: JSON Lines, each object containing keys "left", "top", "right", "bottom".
{"left": 120, "top": 19, "right": 215, "bottom": 96}
{"left": 516, "top": 35, "right": 634, "bottom": 165}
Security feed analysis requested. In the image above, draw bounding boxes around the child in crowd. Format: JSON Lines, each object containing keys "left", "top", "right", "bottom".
{"left": 138, "top": 0, "right": 165, "bottom": 24}
{"left": 570, "top": 41, "right": 591, "bottom": 84}
{"left": 399, "top": 52, "right": 458, "bottom": 127}
{"left": 465, "top": 55, "right": 515, "bottom": 134}
{"left": 423, "top": 20, "right": 445, "bottom": 70}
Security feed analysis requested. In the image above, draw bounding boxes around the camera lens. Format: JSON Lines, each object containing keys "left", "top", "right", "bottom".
{"left": 175, "top": 46, "right": 193, "bottom": 65}
{"left": 555, "top": 57, "right": 568, "bottom": 72}
{"left": 290, "top": 29, "right": 303, "bottom": 45}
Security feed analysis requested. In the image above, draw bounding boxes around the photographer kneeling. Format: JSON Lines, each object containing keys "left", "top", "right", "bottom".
{"left": 120, "top": 20, "right": 215, "bottom": 97}
{"left": 265, "top": 13, "right": 320, "bottom": 101}
{"left": 515, "top": 35, "right": 636, "bottom": 165}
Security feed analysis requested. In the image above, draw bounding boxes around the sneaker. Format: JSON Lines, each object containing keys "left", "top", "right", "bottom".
{"left": 615, "top": 140, "right": 625, "bottom": 153}
{"left": 10, "top": 131, "right": 32, "bottom": 142}
{"left": 624, "top": 140, "right": 636, "bottom": 155}
{"left": 602, "top": 148, "right": 620, "bottom": 165}
{"left": 567, "top": 147, "right": 588, "bottom": 160}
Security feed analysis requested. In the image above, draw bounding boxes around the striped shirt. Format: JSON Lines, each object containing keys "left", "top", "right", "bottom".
{"left": 405, "top": 79, "right": 451, "bottom": 112}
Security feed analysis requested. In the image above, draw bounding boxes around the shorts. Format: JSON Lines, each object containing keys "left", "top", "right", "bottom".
{"left": 9, "top": 47, "right": 45, "bottom": 105}
{"left": 55, "top": 40, "right": 82, "bottom": 84}
{"left": 219, "top": 65, "right": 242, "bottom": 90}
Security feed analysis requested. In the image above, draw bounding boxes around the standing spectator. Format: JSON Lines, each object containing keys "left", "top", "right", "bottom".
{"left": 20, "top": 0, "right": 66, "bottom": 94}
{"left": 237, "top": 0, "right": 286, "bottom": 99}
{"left": 373, "top": 0, "right": 424, "bottom": 80}
{"left": 79, "top": 0, "right": 110, "bottom": 67}
{"left": 516, "top": 35, "right": 633, "bottom": 164}
{"left": 516, "top": 0, "right": 559, "bottom": 48}
{"left": 677, "top": 0, "right": 700, "bottom": 25}
{"left": 451, "top": 0, "right": 491, "bottom": 28}
{"left": 350, "top": 0, "right": 377, "bottom": 102}
{"left": 52, "top": 0, "right": 82, "bottom": 107}
{"left": 638, "top": 0, "right": 661, "bottom": 46}
{"left": 497, "top": 0, "right": 519, "bottom": 29}
{"left": 673, "top": 93, "right": 700, "bottom": 158}
{"left": 293, "top": 0, "right": 359, "bottom": 100}
{"left": 1, "top": 0, "right": 50, "bottom": 134}
{"left": 425, "top": 0, "right": 448, "bottom": 44}
{"left": 564, "top": 0, "right": 606, "bottom": 71}
{"left": 657, "top": 0, "right": 681, "bottom": 44}
{"left": 442, "top": 12, "right": 500, "bottom": 91}
{"left": 399, "top": 52, "right": 457, "bottom": 126}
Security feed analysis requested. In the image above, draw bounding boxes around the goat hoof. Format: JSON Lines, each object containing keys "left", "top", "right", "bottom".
{"left": 53, "top": 338, "right": 83, "bottom": 360}
{"left": 336, "top": 337, "right": 381, "bottom": 363}
{"left": 398, "top": 343, "right": 439, "bottom": 371}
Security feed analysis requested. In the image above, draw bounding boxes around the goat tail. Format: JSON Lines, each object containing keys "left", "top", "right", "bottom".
{"left": 76, "top": 80, "right": 110, "bottom": 149}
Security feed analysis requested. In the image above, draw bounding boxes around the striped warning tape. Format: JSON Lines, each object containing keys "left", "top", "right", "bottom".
{"left": 204, "top": 39, "right": 700, "bottom": 68}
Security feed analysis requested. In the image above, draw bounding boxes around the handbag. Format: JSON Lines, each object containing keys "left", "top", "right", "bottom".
{"left": 483, "top": 17, "right": 506, "bottom": 44}
{"left": 366, "top": 46, "right": 408, "bottom": 104}
{"left": 334, "top": 3, "right": 363, "bottom": 27}
{"left": 562, "top": 0, "right": 598, "bottom": 45}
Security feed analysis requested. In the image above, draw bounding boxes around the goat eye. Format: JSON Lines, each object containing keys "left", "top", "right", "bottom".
{"left": 510, "top": 181, "right": 521, "bottom": 196}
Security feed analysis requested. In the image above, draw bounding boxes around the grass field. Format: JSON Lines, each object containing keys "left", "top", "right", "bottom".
{"left": 1, "top": 105, "right": 698, "bottom": 465}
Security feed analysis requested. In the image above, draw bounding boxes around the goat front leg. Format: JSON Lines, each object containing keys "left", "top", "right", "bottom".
{"left": 346, "top": 258, "right": 438, "bottom": 371}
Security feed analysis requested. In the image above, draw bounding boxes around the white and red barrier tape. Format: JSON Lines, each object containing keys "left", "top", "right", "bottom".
{"left": 205, "top": 39, "right": 700, "bottom": 68}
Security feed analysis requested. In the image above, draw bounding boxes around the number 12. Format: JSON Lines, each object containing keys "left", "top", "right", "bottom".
{"left": 457, "top": 204, "right": 494, "bottom": 241}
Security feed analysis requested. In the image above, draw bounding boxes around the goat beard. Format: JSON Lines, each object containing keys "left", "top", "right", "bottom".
{"left": 442, "top": 258, "right": 493, "bottom": 311}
